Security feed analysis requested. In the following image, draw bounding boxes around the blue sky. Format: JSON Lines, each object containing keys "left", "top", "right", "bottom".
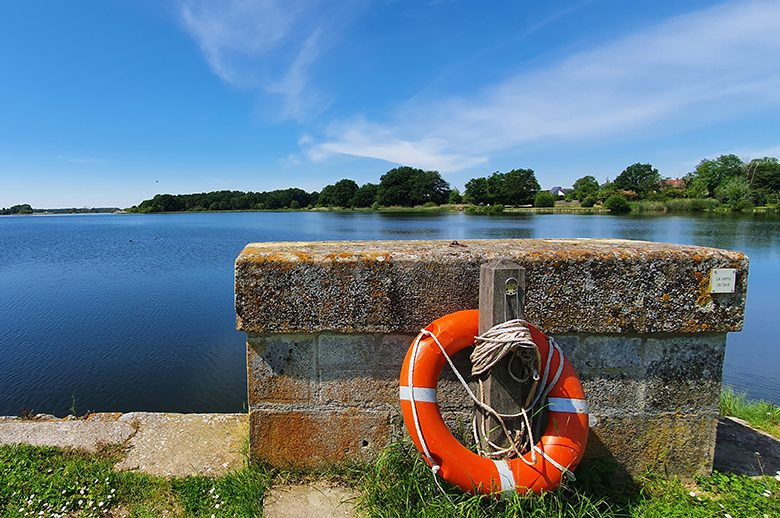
{"left": 2, "top": 0, "right": 780, "bottom": 208}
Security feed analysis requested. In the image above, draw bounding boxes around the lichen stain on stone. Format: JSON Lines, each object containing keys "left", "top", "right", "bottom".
{"left": 696, "top": 273, "right": 712, "bottom": 306}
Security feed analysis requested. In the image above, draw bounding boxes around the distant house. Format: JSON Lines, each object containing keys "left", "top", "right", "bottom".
{"left": 662, "top": 178, "right": 686, "bottom": 189}
{"left": 549, "top": 186, "right": 568, "bottom": 197}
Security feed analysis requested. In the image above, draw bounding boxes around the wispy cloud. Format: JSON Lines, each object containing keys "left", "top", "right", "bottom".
{"left": 307, "top": 0, "right": 780, "bottom": 172}
{"left": 56, "top": 155, "right": 106, "bottom": 164}
{"left": 177, "top": 0, "right": 363, "bottom": 120}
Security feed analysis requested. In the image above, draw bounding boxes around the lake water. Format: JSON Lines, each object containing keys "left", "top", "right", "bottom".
{"left": 0, "top": 211, "right": 778, "bottom": 416}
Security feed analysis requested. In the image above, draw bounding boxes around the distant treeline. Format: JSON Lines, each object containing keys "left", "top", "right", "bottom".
{"left": 1, "top": 204, "right": 33, "bottom": 215}
{"left": 36, "top": 207, "right": 120, "bottom": 214}
{"left": 131, "top": 154, "right": 780, "bottom": 214}
{"left": 0, "top": 205, "right": 121, "bottom": 215}
{"left": 130, "top": 166, "right": 544, "bottom": 213}
{"left": 131, "top": 166, "right": 460, "bottom": 213}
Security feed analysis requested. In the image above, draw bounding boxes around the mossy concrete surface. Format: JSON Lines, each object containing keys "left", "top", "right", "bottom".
{"left": 235, "top": 238, "right": 748, "bottom": 334}
{"left": 0, "top": 412, "right": 248, "bottom": 477}
{"left": 237, "top": 238, "right": 748, "bottom": 478}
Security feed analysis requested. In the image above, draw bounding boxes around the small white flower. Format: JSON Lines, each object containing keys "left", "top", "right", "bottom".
{"left": 18, "top": 509, "right": 24, "bottom": 514}
{"left": 689, "top": 491, "right": 696, "bottom": 497}
{"left": 98, "top": 501, "right": 104, "bottom": 507}
{"left": 78, "top": 500, "right": 83, "bottom": 505}
{"left": 110, "top": 488, "right": 115, "bottom": 494}
{"left": 79, "top": 489, "right": 85, "bottom": 495}
{"left": 763, "top": 489, "right": 772, "bottom": 498}
{"left": 725, "top": 514, "right": 732, "bottom": 518}
{"left": 209, "top": 487, "right": 215, "bottom": 494}
{"left": 215, "top": 503, "right": 220, "bottom": 509}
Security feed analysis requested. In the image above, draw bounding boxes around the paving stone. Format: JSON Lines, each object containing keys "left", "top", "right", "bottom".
{"left": 115, "top": 412, "right": 247, "bottom": 477}
{"left": 0, "top": 414, "right": 134, "bottom": 452}
{"left": 263, "top": 483, "right": 356, "bottom": 518}
{"left": 713, "top": 416, "right": 780, "bottom": 475}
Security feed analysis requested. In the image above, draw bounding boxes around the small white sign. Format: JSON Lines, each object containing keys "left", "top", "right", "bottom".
{"left": 710, "top": 268, "right": 737, "bottom": 294}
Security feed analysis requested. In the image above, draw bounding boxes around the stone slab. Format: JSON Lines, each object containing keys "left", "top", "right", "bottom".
{"left": 713, "top": 417, "right": 780, "bottom": 475}
{"left": 115, "top": 412, "right": 248, "bottom": 477}
{"left": 236, "top": 239, "right": 748, "bottom": 334}
{"left": 263, "top": 483, "right": 356, "bottom": 518}
{"left": 0, "top": 414, "right": 134, "bottom": 452}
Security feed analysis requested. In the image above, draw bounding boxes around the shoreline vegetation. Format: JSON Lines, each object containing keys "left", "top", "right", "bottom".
{"left": 120, "top": 154, "right": 780, "bottom": 216}
{"left": 2, "top": 387, "right": 779, "bottom": 517}
{"left": 4, "top": 154, "right": 779, "bottom": 216}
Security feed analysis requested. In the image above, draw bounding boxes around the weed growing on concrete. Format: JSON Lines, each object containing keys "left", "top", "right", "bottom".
{"left": 720, "top": 386, "right": 780, "bottom": 437}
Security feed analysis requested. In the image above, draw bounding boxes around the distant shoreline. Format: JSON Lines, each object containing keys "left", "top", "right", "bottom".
{"left": 3, "top": 204, "right": 779, "bottom": 217}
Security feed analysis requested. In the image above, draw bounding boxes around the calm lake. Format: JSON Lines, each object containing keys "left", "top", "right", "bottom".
{"left": 0, "top": 211, "right": 778, "bottom": 416}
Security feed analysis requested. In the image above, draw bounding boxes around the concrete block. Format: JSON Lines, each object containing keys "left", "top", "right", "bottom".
{"left": 573, "top": 336, "right": 644, "bottom": 374}
{"left": 580, "top": 378, "right": 646, "bottom": 415}
{"left": 247, "top": 334, "right": 315, "bottom": 404}
{"left": 644, "top": 334, "right": 726, "bottom": 381}
{"left": 249, "top": 409, "right": 390, "bottom": 467}
{"left": 644, "top": 379, "right": 721, "bottom": 415}
{"left": 236, "top": 239, "right": 748, "bottom": 334}
{"left": 586, "top": 414, "right": 718, "bottom": 478}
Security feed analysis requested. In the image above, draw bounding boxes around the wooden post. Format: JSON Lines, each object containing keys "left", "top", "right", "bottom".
{"left": 478, "top": 260, "right": 526, "bottom": 448}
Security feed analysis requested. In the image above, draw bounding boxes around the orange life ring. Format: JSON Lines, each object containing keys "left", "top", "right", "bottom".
{"left": 399, "top": 309, "right": 588, "bottom": 495}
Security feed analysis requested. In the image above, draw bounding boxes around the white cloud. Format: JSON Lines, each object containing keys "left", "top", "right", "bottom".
{"left": 177, "top": 0, "right": 363, "bottom": 119}
{"left": 56, "top": 155, "right": 106, "bottom": 164}
{"left": 308, "top": 0, "right": 780, "bottom": 172}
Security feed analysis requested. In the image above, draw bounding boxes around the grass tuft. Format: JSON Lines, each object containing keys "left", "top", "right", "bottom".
{"left": 720, "top": 386, "right": 780, "bottom": 437}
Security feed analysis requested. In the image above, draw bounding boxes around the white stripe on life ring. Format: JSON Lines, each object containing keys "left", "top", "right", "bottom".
{"left": 548, "top": 397, "right": 588, "bottom": 414}
{"left": 399, "top": 386, "right": 437, "bottom": 403}
{"left": 493, "top": 459, "right": 516, "bottom": 496}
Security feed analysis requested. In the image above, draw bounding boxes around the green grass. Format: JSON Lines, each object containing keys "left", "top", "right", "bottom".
{"left": 720, "top": 386, "right": 780, "bottom": 437}
{"left": 0, "top": 443, "right": 270, "bottom": 517}
{"left": 1, "top": 439, "right": 779, "bottom": 517}
{"left": 355, "top": 441, "right": 779, "bottom": 517}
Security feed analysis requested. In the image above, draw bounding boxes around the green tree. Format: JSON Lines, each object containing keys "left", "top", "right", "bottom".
{"left": 747, "top": 157, "right": 780, "bottom": 192}
{"left": 604, "top": 194, "right": 630, "bottom": 213}
{"left": 350, "top": 183, "right": 379, "bottom": 208}
{"left": 0, "top": 204, "right": 34, "bottom": 215}
{"left": 463, "top": 177, "right": 490, "bottom": 204}
{"left": 570, "top": 175, "right": 599, "bottom": 200}
{"left": 613, "top": 163, "right": 661, "bottom": 196}
{"left": 377, "top": 167, "right": 450, "bottom": 206}
{"left": 534, "top": 191, "right": 556, "bottom": 207}
{"left": 691, "top": 154, "right": 745, "bottom": 196}
{"left": 464, "top": 169, "right": 539, "bottom": 205}
{"left": 448, "top": 188, "right": 463, "bottom": 204}
{"left": 716, "top": 176, "right": 752, "bottom": 210}
{"left": 502, "top": 169, "right": 540, "bottom": 205}
{"left": 318, "top": 179, "right": 359, "bottom": 207}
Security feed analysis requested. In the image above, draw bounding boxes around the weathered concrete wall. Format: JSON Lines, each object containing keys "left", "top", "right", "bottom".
{"left": 236, "top": 239, "right": 747, "bottom": 478}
